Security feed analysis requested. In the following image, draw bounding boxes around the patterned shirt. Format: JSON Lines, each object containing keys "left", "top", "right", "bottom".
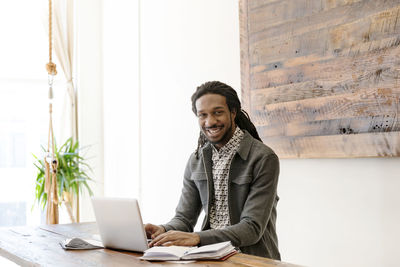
{"left": 209, "top": 127, "right": 244, "bottom": 229}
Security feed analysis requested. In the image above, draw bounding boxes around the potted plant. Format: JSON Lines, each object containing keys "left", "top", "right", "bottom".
{"left": 33, "top": 137, "right": 93, "bottom": 222}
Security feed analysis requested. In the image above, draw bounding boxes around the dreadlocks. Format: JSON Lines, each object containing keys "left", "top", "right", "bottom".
{"left": 191, "top": 81, "right": 262, "bottom": 157}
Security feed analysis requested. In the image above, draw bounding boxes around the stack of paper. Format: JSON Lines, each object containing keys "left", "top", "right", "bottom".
{"left": 141, "top": 241, "right": 237, "bottom": 261}
{"left": 60, "top": 237, "right": 104, "bottom": 250}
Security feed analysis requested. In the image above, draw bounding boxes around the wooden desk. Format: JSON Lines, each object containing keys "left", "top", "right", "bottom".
{"left": 0, "top": 223, "right": 301, "bottom": 267}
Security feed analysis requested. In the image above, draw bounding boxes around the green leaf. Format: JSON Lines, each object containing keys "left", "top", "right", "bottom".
{"left": 32, "top": 137, "right": 94, "bottom": 211}
{"left": 83, "top": 181, "right": 94, "bottom": 196}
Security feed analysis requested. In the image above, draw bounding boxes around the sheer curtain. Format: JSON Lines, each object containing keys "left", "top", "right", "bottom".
{"left": 44, "top": 0, "right": 79, "bottom": 222}
{"left": 53, "top": 0, "right": 77, "bottom": 143}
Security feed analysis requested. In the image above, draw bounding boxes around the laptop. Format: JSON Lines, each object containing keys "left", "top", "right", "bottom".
{"left": 91, "top": 197, "right": 149, "bottom": 252}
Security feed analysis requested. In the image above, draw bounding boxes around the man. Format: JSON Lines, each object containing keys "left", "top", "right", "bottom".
{"left": 145, "top": 81, "right": 280, "bottom": 259}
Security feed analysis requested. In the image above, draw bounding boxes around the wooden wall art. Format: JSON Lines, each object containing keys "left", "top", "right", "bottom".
{"left": 240, "top": 0, "right": 400, "bottom": 158}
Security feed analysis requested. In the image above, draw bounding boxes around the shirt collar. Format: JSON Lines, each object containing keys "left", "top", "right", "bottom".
{"left": 201, "top": 129, "right": 255, "bottom": 161}
{"left": 212, "top": 127, "right": 244, "bottom": 155}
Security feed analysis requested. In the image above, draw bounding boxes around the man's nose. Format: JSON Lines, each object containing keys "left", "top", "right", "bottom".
{"left": 205, "top": 115, "right": 217, "bottom": 127}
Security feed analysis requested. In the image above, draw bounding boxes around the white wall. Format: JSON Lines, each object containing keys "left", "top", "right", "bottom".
{"left": 78, "top": 1, "right": 400, "bottom": 267}
{"left": 102, "top": 0, "right": 141, "bottom": 199}
{"left": 279, "top": 158, "right": 400, "bottom": 267}
{"left": 139, "top": 0, "right": 241, "bottom": 225}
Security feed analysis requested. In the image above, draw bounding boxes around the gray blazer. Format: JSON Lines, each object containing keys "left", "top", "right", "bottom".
{"left": 162, "top": 131, "right": 280, "bottom": 259}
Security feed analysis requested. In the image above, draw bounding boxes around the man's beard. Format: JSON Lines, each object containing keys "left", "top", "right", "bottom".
{"left": 203, "top": 116, "right": 235, "bottom": 147}
{"left": 207, "top": 124, "right": 233, "bottom": 146}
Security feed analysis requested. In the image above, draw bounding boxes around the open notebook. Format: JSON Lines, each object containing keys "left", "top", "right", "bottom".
{"left": 140, "top": 241, "right": 237, "bottom": 261}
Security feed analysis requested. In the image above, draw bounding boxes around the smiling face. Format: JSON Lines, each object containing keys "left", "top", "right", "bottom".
{"left": 195, "top": 93, "right": 237, "bottom": 149}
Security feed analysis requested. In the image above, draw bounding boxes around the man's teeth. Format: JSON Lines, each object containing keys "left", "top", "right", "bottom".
{"left": 208, "top": 128, "right": 222, "bottom": 134}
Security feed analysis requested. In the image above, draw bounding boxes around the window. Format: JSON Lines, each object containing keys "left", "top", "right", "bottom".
{"left": 0, "top": 0, "right": 63, "bottom": 226}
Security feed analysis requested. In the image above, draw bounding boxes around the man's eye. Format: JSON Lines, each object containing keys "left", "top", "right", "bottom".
{"left": 198, "top": 114, "right": 206, "bottom": 118}
{"left": 214, "top": 111, "right": 223, "bottom": 115}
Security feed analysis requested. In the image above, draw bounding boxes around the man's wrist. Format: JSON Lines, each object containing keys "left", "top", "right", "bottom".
{"left": 158, "top": 225, "right": 166, "bottom": 233}
{"left": 192, "top": 233, "right": 200, "bottom": 245}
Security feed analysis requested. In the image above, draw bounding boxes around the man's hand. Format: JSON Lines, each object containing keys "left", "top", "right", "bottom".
{"left": 144, "top": 223, "right": 165, "bottom": 239}
{"left": 148, "top": 230, "right": 200, "bottom": 247}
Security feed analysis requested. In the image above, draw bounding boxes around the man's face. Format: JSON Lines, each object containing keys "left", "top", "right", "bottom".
{"left": 195, "top": 93, "right": 236, "bottom": 149}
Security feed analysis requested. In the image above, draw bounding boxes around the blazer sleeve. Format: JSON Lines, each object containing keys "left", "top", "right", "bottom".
{"left": 162, "top": 156, "right": 203, "bottom": 232}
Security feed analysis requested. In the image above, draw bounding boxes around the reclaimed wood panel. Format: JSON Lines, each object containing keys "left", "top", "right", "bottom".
{"left": 240, "top": 0, "right": 400, "bottom": 158}
{"left": 240, "top": 0, "right": 252, "bottom": 111}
